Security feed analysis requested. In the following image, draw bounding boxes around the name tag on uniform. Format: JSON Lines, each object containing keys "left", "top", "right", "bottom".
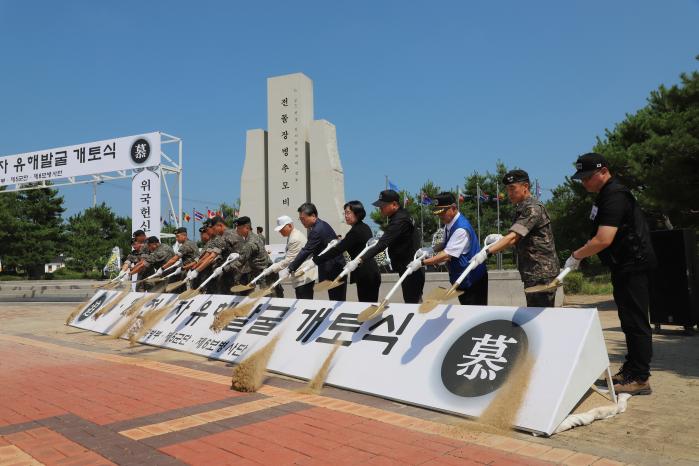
{"left": 590, "top": 205, "right": 598, "bottom": 220}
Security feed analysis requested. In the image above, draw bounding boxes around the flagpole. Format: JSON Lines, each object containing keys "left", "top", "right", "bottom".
{"left": 476, "top": 180, "right": 481, "bottom": 244}
{"left": 420, "top": 192, "right": 424, "bottom": 247}
{"left": 496, "top": 181, "right": 502, "bottom": 270}
{"left": 192, "top": 208, "right": 196, "bottom": 241}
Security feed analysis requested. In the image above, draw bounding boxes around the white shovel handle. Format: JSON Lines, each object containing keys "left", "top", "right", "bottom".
{"left": 196, "top": 253, "right": 239, "bottom": 290}
{"left": 249, "top": 264, "right": 275, "bottom": 286}
{"left": 163, "top": 259, "right": 182, "bottom": 272}
{"left": 556, "top": 267, "right": 572, "bottom": 282}
{"left": 317, "top": 239, "right": 339, "bottom": 257}
{"left": 336, "top": 239, "right": 377, "bottom": 281}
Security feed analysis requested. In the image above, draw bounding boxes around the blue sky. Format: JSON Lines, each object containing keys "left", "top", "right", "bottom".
{"left": 1, "top": 0, "right": 698, "bottom": 230}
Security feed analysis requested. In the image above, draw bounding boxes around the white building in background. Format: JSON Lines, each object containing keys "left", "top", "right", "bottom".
{"left": 239, "top": 73, "right": 348, "bottom": 241}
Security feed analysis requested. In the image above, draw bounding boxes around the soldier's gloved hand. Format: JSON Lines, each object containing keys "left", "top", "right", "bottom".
{"left": 345, "top": 258, "right": 361, "bottom": 273}
{"left": 171, "top": 267, "right": 182, "bottom": 276}
{"left": 120, "top": 272, "right": 131, "bottom": 282}
{"left": 186, "top": 269, "right": 199, "bottom": 281}
{"left": 154, "top": 268, "right": 163, "bottom": 277}
{"left": 212, "top": 266, "right": 225, "bottom": 277}
{"left": 278, "top": 268, "right": 290, "bottom": 279}
{"left": 261, "top": 266, "right": 273, "bottom": 277}
{"left": 470, "top": 248, "right": 489, "bottom": 267}
{"left": 407, "top": 258, "right": 423, "bottom": 273}
{"left": 564, "top": 255, "right": 581, "bottom": 271}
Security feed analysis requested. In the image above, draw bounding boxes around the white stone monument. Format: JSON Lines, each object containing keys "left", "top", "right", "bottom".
{"left": 240, "top": 73, "right": 348, "bottom": 241}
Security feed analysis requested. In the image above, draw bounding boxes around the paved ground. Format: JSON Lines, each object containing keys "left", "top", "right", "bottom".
{"left": 0, "top": 297, "right": 697, "bottom": 465}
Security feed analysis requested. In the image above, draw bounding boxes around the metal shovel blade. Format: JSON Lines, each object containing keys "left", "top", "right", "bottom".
{"left": 357, "top": 300, "right": 387, "bottom": 323}
{"left": 419, "top": 286, "right": 463, "bottom": 313}
{"left": 230, "top": 284, "right": 254, "bottom": 293}
{"left": 314, "top": 279, "right": 343, "bottom": 292}
{"left": 165, "top": 279, "right": 187, "bottom": 293}
{"left": 524, "top": 278, "right": 562, "bottom": 294}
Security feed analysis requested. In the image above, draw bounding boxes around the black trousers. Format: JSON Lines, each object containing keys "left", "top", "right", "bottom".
{"left": 355, "top": 272, "right": 381, "bottom": 303}
{"left": 295, "top": 281, "right": 315, "bottom": 300}
{"left": 327, "top": 280, "right": 347, "bottom": 302}
{"left": 458, "top": 271, "right": 488, "bottom": 306}
{"left": 611, "top": 270, "right": 652, "bottom": 380}
{"left": 395, "top": 266, "right": 425, "bottom": 304}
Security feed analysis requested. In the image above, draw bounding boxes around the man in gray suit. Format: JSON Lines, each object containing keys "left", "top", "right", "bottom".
{"left": 268, "top": 215, "right": 317, "bottom": 299}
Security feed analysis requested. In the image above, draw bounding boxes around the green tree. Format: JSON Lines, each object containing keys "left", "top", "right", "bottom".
{"left": 547, "top": 58, "right": 699, "bottom": 259}
{"left": 219, "top": 200, "right": 241, "bottom": 228}
{"left": 1, "top": 185, "right": 65, "bottom": 278}
{"left": 64, "top": 203, "right": 125, "bottom": 276}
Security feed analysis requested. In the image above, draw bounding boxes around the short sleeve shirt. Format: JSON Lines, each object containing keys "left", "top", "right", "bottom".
{"left": 509, "top": 196, "right": 560, "bottom": 286}
{"left": 144, "top": 244, "right": 175, "bottom": 268}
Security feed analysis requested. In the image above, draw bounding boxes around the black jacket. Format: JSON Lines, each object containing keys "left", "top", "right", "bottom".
{"left": 364, "top": 208, "right": 420, "bottom": 270}
{"left": 288, "top": 218, "right": 345, "bottom": 281}
{"left": 314, "top": 221, "right": 379, "bottom": 283}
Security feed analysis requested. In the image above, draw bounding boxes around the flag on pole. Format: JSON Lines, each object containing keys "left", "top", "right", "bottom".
{"left": 207, "top": 209, "right": 216, "bottom": 219}
{"left": 193, "top": 209, "right": 205, "bottom": 221}
{"left": 388, "top": 180, "right": 399, "bottom": 192}
{"left": 420, "top": 192, "right": 432, "bottom": 205}
{"left": 479, "top": 191, "right": 490, "bottom": 202}
{"left": 183, "top": 212, "right": 191, "bottom": 222}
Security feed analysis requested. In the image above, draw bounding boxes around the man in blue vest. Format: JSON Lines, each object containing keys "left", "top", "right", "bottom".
{"left": 420, "top": 192, "right": 488, "bottom": 305}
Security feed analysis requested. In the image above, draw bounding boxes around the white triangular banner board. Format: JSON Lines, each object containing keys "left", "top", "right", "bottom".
{"left": 70, "top": 291, "right": 610, "bottom": 436}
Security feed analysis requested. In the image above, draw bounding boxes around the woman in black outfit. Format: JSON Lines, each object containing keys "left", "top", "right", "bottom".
{"left": 313, "top": 201, "right": 381, "bottom": 302}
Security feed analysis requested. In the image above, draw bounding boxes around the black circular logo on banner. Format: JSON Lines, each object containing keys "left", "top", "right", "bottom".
{"left": 130, "top": 138, "right": 151, "bottom": 164}
{"left": 441, "top": 320, "right": 528, "bottom": 397}
{"left": 77, "top": 293, "right": 107, "bottom": 322}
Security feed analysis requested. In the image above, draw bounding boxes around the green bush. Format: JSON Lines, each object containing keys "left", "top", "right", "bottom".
{"left": 49, "top": 268, "right": 102, "bottom": 280}
{"left": 563, "top": 271, "right": 584, "bottom": 294}
{"left": 0, "top": 274, "right": 25, "bottom": 281}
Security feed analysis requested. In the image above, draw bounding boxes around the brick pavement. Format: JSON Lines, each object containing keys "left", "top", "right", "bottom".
{"left": 0, "top": 332, "right": 630, "bottom": 466}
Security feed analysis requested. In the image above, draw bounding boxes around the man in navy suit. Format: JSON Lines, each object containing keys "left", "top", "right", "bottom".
{"left": 288, "top": 203, "right": 347, "bottom": 301}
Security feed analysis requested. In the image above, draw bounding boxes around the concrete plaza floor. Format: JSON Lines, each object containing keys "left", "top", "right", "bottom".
{"left": 0, "top": 296, "right": 697, "bottom": 465}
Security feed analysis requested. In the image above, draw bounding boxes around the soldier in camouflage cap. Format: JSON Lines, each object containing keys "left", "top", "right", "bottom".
{"left": 130, "top": 236, "right": 176, "bottom": 291}
{"left": 470, "top": 169, "right": 560, "bottom": 307}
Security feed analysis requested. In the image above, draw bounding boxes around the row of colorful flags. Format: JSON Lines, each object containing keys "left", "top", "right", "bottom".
{"left": 388, "top": 179, "right": 506, "bottom": 207}
{"left": 162, "top": 208, "right": 240, "bottom": 226}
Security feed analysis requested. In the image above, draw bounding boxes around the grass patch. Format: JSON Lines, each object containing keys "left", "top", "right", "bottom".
{"left": 564, "top": 271, "right": 613, "bottom": 295}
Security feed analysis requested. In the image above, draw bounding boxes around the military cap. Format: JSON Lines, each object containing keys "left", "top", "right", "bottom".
{"left": 210, "top": 216, "right": 225, "bottom": 226}
{"left": 431, "top": 192, "right": 456, "bottom": 215}
{"left": 132, "top": 229, "right": 146, "bottom": 238}
{"left": 572, "top": 153, "right": 608, "bottom": 180}
{"left": 198, "top": 225, "right": 207, "bottom": 233}
{"left": 174, "top": 227, "right": 187, "bottom": 234}
{"left": 502, "top": 169, "right": 530, "bottom": 185}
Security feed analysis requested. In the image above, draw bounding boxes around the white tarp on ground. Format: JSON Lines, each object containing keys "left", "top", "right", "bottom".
{"left": 69, "top": 291, "right": 610, "bottom": 436}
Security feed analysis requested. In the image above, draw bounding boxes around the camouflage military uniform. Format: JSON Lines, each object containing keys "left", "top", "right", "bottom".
{"left": 139, "top": 243, "right": 175, "bottom": 291}
{"left": 228, "top": 232, "right": 280, "bottom": 297}
{"left": 124, "top": 243, "right": 148, "bottom": 267}
{"left": 510, "top": 196, "right": 560, "bottom": 307}
{"left": 176, "top": 239, "right": 199, "bottom": 266}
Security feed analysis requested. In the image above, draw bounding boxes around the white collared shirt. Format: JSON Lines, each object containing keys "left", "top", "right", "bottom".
{"left": 443, "top": 212, "right": 470, "bottom": 257}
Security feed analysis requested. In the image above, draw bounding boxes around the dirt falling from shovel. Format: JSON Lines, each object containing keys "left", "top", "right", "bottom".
{"left": 298, "top": 342, "right": 341, "bottom": 395}
{"left": 129, "top": 301, "right": 176, "bottom": 344}
{"left": 230, "top": 335, "right": 280, "bottom": 392}
{"left": 108, "top": 294, "right": 154, "bottom": 339}
{"left": 65, "top": 300, "right": 88, "bottom": 325}
{"left": 93, "top": 290, "right": 130, "bottom": 320}
{"left": 478, "top": 352, "right": 535, "bottom": 431}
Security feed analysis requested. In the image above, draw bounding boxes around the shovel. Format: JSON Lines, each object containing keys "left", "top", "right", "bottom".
{"left": 315, "top": 238, "right": 379, "bottom": 292}
{"left": 357, "top": 248, "right": 429, "bottom": 322}
{"left": 94, "top": 270, "right": 128, "bottom": 289}
{"left": 524, "top": 267, "right": 572, "bottom": 294}
{"left": 419, "top": 233, "right": 503, "bottom": 313}
{"left": 247, "top": 271, "right": 289, "bottom": 298}
{"left": 177, "top": 253, "right": 240, "bottom": 300}
{"left": 230, "top": 265, "right": 273, "bottom": 294}
{"left": 293, "top": 239, "right": 340, "bottom": 278}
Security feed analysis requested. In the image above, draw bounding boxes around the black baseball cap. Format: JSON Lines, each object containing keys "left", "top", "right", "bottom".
{"left": 372, "top": 189, "right": 400, "bottom": 207}
{"left": 235, "top": 216, "right": 251, "bottom": 226}
{"left": 572, "top": 153, "right": 608, "bottom": 180}
{"left": 174, "top": 227, "right": 187, "bottom": 234}
{"left": 502, "top": 169, "right": 530, "bottom": 185}
{"left": 431, "top": 192, "right": 455, "bottom": 215}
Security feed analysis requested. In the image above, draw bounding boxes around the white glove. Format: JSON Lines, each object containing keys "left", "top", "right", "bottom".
{"left": 186, "top": 269, "right": 199, "bottom": 281}
{"left": 470, "top": 248, "right": 489, "bottom": 267}
{"left": 171, "top": 267, "right": 182, "bottom": 276}
{"left": 346, "top": 258, "right": 361, "bottom": 273}
{"left": 261, "top": 266, "right": 273, "bottom": 277}
{"left": 211, "top": 266, "right": 224, "bottom": 277}
{"left": 407, "top": 258, "right": 423, "bottom": 273}
{"left": 278, "top": 268, "right": 290, "bottom": 279}
{"left": 154, "top": 268, "right": 163, "bottom": 277}
{"left": 564, "top": 255, "right": 581, "bottom": 271}
{"left": 120, "top": 272, "right": 131, "bottom": 282}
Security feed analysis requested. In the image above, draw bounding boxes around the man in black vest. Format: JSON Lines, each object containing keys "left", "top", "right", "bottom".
{"left": 567, "top": 153, "right": 656, "bottom": 395}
